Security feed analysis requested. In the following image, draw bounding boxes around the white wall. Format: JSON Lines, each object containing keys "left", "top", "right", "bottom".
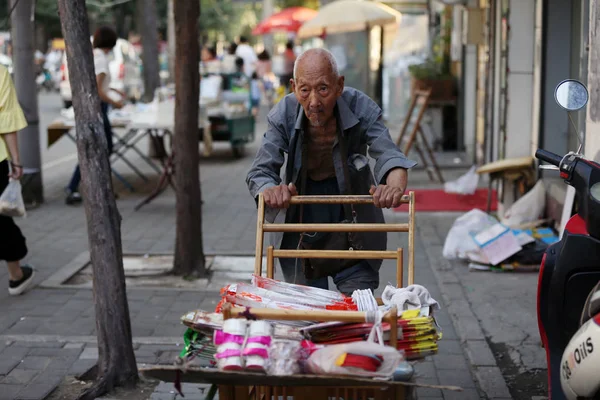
{"left": 504, "top": 0, "right": 536, "bottom": 158}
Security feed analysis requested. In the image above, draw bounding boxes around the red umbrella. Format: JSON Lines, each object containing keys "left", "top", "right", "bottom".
{"left": 252, "top": 7, "right": 318, "bottom": 36}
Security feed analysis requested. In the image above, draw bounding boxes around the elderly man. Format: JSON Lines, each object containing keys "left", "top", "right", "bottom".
{"left": 246, "top": 48, "right": 416, "bottom": 295}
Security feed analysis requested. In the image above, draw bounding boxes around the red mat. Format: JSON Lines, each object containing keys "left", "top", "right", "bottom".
{"left": 394, "top": 188, "right": 497, "bottom": 212}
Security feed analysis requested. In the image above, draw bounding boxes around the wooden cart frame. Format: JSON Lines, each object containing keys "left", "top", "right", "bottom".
{"left": 254, "top": 192, "right": 416, "bottom": 288}
{"left": 141, "top": 192, "right": 449, "bottom": 400}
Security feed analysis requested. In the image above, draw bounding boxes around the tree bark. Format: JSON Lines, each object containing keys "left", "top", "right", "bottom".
{"left": 137, "top": 0, "right": 161, "bottom": 102}
{"left": 172, "top": 0, "right": 206, "bottom": 277}
{"left": 57, "top": 1, "right": 138, "bottom": 399}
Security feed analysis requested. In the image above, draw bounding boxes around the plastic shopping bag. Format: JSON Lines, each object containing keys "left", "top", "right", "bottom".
{"left": 444, "top": 166, "right": 479, "bottom": 195}
{"left": 500, "top": 180, "right": 546, "bottom": 228}
{"left": 305, "top": 316, "right": 404, "bottom": 378}
{"left": 442, "top": 209, "right": 498, "bottom": 260}
{"left": 0, "top": 179, "right": 26, "bottom": 217}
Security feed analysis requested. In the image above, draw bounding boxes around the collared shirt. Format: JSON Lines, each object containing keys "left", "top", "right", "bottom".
{"left": 247, "top": 86, "right": 417, "bottom": 203}
{"left": 246, "top": 87, "right": 417, "bottom": 271}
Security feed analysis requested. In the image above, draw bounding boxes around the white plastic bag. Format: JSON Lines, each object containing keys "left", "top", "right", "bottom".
{"left": 442, "top": 209, "right": 498, "bottom": 260}
{"left": 444, "top": 166, "right": 479, "bottom": 195}
{"left": 0, "top": 179, "right": 26, "bottom": 217}
{"left": 500, "top": 180, "right": 546, "bottom": 228}
{"left": 305, "top": 317, "right": 403, "bottom": 378}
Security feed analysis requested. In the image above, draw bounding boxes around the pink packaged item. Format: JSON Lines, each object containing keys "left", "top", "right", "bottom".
{"left": 243, "top": 320, "right": 273, "bottom": 371}
{"left": 214, "top": 318, "right": 247, "bottom": 371}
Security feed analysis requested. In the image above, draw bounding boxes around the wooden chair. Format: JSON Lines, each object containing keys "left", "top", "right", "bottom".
{"left": 395, "top": 89, "right": 444, "bottom": 184}
{"left": 253, "top": 192, "right": 416, "bottom": 290}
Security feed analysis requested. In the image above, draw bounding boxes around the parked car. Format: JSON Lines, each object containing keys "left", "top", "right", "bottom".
{"left": 59, "top": 38, "right": 143, "bottom": 108}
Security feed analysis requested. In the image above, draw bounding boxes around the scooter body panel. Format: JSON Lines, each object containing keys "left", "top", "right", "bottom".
{"left": 538, "top": 217, "right": 600, "bottom": 399}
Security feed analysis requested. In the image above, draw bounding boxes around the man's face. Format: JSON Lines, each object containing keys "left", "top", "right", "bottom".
{"left": 291, "top": 56, "right": 344, "bottom": 127}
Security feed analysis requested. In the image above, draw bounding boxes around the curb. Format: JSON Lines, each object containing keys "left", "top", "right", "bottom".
{"left": 417, "top": 220, "right": 513, "bottom": 400}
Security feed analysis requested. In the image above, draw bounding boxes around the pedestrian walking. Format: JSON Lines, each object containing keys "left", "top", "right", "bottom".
{"left": 0, "top": 64, "right": 35, "bottom": 295}
{"left": 65, "top": 26, "right": 124, "bottom": 205}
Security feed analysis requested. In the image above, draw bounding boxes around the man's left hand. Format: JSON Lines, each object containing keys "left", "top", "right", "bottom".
{"left": 369, "top": 168, "right": 408, "bottom": 208}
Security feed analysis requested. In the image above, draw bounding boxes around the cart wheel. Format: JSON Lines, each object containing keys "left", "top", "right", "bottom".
{"left": 232, "top": 145, "right": 245, "bottom": 158}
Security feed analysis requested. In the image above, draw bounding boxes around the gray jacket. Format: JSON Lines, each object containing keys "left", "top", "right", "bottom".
{"left": 246, "top": 87, "right": 417, "bottom": 270}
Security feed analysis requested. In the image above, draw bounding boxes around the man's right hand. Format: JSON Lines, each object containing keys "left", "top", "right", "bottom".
{"left": 263, "top": 183, "right": 298, "bottom": 208}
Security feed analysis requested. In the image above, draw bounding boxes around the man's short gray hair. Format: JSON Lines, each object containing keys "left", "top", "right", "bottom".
{"left": 293, "top": 48, "right": 340, "bottom": 80}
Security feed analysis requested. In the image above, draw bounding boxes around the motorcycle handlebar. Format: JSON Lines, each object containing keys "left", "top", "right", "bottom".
{"left": 535, "top": 149, "right": 563, "bottom": 167}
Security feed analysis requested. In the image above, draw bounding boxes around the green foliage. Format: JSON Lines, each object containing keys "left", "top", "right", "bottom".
{"left": 408, "top": 14, "right": 453, "bottom": 80}
{"left": 408, "top": 58, "right": 452, "bottom": 80}
{"left": 277, "top": 0, "right": 319, "bottom": 10}
{"left": 200, "top": 0, "right": 247, "bottom": 41}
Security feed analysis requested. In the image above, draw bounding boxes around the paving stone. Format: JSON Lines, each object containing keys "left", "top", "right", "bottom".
{"left": 0, "top": 383, "right": 21, "bottom": 399}
{"left": 413, "top": 361, "right": 436, "bottom": 379}
{"left": 31, "top": 369, "right": 64, "bottom": 387}
{"left": 2, "top": 368, "right": 39, "bottom": 384}
{"left": 63, "top": 342, "right": 85, "bottom": 350}
{"left": 0, "top": 358, "right": 21, "bottom": 375}
{"left": 432, "top": 354, "right": 469, "bottom": 371}
{"left": 437, "top": 340, "right": 463, "bottom": 356}
{"left": 67, "top": 359, "right": 97, "bottom": 376}
{"left": 416, "top": 387, "right": 442, "bottom": 398}
{"left": 157, "top": 351, "right": 180, "bottom": 365}
{"left": 453, "top": 316, "right": 486, "bottom": 341}
{"left": 473, "top": 367, "right": 512, "bottom": 398}
{"left": 437, "top": 368, "right": 477, "bottom": 389}
{"left": 46, "top": 355, "right": 79, "bottom": 371}
{"left": 79, "top": 347, "right": 98, "bottom": 360}
{"left": 153, "top": 381, "right": 176, "bottom": 393}
{"left": 9, "top": 342, "right": 64, "bottom": 349}
{"left": 27, "top": 347, "right": 81, "bottom": 357}
{"left": 150, "top": 393, "right": 176, "bottom": 400}
{"left": 0, "top": 346, "right": 28, "bottom": 375}
{"left": 14, "top": 383, "right": 58, "bottom": 400}
{"left": 442, "top": 388, "right": 482, "bottom": 400}
{"left": 465, "top": 340, "right": 497, "bottom": 367}
{"left": 19, "top": 356, "right": 52, "bottom": 370}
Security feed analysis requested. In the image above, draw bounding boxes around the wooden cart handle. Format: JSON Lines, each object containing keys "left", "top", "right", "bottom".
{"left": 289, "top": 195, "right": 410, "bottom": 205}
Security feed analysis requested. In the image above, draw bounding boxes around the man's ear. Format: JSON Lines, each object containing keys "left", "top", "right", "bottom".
{"left": 290, "top": 78, "right": 296, "bottom": 92}
{"left": 337, "top": 75, "right": 345, "bottom": 96}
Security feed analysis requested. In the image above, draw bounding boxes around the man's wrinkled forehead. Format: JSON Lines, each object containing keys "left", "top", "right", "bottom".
{"left": 295, "top": 55, "right": 337, "bottom": 83}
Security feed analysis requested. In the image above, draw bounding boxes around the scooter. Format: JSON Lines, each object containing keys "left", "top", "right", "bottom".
{"left": 536, "top": 79, "right": 600, "bottom": 399}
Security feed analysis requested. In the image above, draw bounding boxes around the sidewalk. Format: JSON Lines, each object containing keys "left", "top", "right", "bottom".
{"left": 0, "top": 115, "right": 513, "bottom": 400}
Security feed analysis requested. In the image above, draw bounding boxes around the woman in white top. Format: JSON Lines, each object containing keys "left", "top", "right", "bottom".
{"left": 66, "top": 26, "right": 125, "bottom": 205}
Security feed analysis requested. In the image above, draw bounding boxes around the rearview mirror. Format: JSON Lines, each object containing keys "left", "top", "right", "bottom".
{"left": 555, "top": 79, "right": 589, "bottom": 111}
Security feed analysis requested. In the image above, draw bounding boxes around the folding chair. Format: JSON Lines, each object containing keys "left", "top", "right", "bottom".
{"left": 253, "top": 192, "right": 416, "bottom": 292}
{"left": 395, "top": 90, "right": 444, "bottom": 184}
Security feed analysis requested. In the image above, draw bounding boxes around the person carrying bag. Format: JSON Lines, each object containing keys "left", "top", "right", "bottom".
{"left": 0, "top": 64, "right": 35, "bottom": 296}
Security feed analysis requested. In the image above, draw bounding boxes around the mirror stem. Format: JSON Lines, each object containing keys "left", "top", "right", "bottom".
{"left": 568, "top": 111, "right": 585, "bottom": 153}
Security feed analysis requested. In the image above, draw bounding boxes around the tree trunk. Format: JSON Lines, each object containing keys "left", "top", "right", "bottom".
{"left": 57, "top": 1, "right": 138, "bottom": 399}
{"left": 137, "top": 0, "right": 161, "bottom": 102}
{"left": 11, "top": 0, "right": 43, "bottom": 206}
{"left": 172, "top": 0, "right": 206, "bottom": 277}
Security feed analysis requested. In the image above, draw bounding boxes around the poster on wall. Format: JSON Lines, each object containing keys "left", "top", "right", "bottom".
{"left": 324, "top": 31, "right": 370, "bottom": 98}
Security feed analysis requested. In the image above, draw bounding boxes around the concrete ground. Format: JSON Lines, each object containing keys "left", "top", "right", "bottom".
{"left": 0, "top": 97, "right": 546, "bottom": 400}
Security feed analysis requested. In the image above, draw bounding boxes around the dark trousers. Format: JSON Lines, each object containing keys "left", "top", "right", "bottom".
{"left": 67, "top": 102, "right": 114, "bottom": 193}
{"left": 279, "top": 177, "right": 379, "bottom": 295}
{"left": 0, "top": 160, "right": 27, "bottom": 262}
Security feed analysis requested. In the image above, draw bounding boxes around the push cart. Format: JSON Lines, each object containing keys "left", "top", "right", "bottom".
{"left": 201, "top": 72, "right": 256, "bottom": 158}
{"left": 140, "top": 193, "right": 462, "bottom": 399}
